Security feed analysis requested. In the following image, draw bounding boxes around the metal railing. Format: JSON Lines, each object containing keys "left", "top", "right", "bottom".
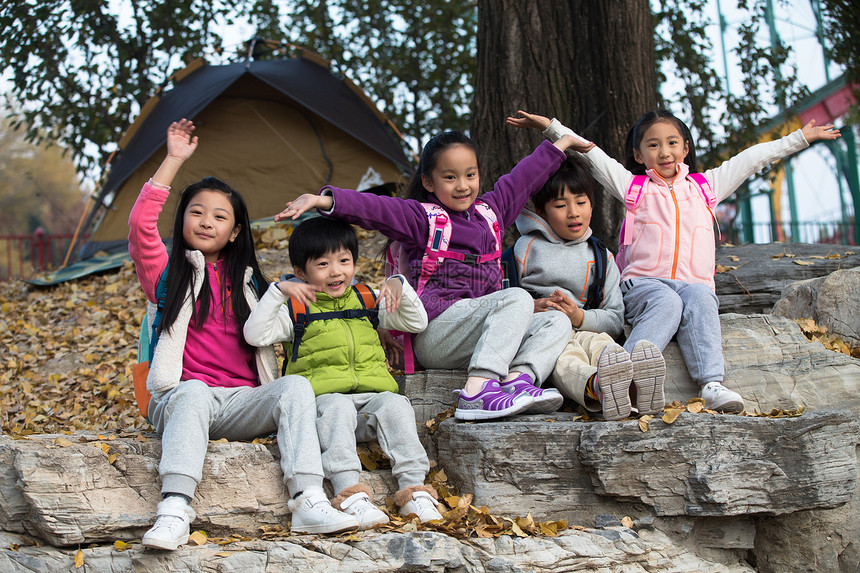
{"left": 721, "top": 221, "right": 856, "bottom": 246}
{"left": 0, "top": 229, "right": 85, "bottom": 281}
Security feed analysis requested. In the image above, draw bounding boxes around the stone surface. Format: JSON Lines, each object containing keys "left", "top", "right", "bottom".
{"left": 0, "top": 434, "right": 396, "bottom": 547}
{"left": 772, "top": 266, "right": 860, "bottom": 346}
{"left": 0, "top": 528, "right": 755, "bottom": 573}
{"left": 714, "top": 243, "right": 860, "bottom": 315}
{"left": 405, "top": 313, "right": 860, "bottom": 418}
{"left": 435, "top": 410, "right": 857, "bottom": 520}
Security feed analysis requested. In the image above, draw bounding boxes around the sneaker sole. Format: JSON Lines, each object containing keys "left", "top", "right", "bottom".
{"left": 598, "top": 348, "right": 633, "bottom": 421}
{"left": 142, "top": 534, "right": 188, "bottom": 551}
{"left": 291, "top": 522, "right": 360, "bottom": 535}
{"left": 525, "top": 391, "right": 564, "bottom": 414}
{"left": 630, "top": 340, "right": 666, "bottom": 416}
{"left": 455, "top": 395, "right": 535, "bottom": 421}
{"left": 706, "top": 399, "right": 744, "bottom": 413}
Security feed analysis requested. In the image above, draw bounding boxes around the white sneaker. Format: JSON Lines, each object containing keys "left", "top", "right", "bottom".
{"left": 288, "top": 492, "right": 360, "bottom": 534}
{"left": 400, "top": 491, "right": 443, "bottom": 523}
{"left": 700, "top": 382, "right": 744, "bottom": 412}
{"left": 339, "top": 491, "right": 390, "bottom": 529}
{"left": 142, "top": 496, "right": 195, "bottom": 551}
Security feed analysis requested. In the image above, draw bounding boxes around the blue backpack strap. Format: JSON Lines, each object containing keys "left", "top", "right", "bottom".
{"left": 500, "top": 246, "right": 517, "bottom": 289}
{"left": 584, "top": 236, "right": 608, "bottom": 310}
{"left": 147, "top": 266, "right": 170, "bottom": 363}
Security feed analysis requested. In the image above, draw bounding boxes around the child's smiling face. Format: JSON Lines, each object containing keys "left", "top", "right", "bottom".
{"left": 182, "top": 189, "right": 240, "bottom": 263}
{"left": 421, "top": 144, "right": 480, "bottom": 212}
{"left": 633, "top": 120, "right": 690, "bottom": 180}
{"left": 294, "top": 247, "right": 356, "bottom": 298}
{"left": 537, "top": 187, "right": 592, "bottom": 242}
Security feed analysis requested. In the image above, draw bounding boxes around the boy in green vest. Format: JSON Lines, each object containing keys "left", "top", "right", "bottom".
{"left": 244, "top": 216, "right": 443, "bottom": 529}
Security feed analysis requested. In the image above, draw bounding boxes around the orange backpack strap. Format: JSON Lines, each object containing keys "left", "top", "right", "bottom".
{"left": 285, "top": 296, "right": 310, "bottom": 364}
{"left": 352, "top": 283, "right": 377, "bottom": 310}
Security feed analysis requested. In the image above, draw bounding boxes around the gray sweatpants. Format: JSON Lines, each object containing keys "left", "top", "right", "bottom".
{"left": 621, "top": 277, "right": 724, "bottom": 385}
{"left": 413, "top": 288, "right": 571, "bottom": 384}
{"left": 148, "top": 376, "right": 324, "bottom": 500}
{"left": 316, "top": 392, "right": 429, "bottom": 494}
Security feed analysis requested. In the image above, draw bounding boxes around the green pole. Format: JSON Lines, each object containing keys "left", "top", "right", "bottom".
{"left": 839, "top": 129, "right": 860, "bottom": 245}
{"left": 785, "top": 162, "right": 800, "bottom": 241}
{"left": 739, "top": 185, "right": 754, "bottom": 243}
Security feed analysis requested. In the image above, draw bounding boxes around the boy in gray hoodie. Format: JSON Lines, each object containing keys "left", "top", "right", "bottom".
{"left": 513, "top": 155, "right": 666, "bottom": 420}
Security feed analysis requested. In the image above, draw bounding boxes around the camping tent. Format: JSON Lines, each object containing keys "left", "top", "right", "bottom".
{"left": 77, "top": 52, "right": 411, "bottom": 260}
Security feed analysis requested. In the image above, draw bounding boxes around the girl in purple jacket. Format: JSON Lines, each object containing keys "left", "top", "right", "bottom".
{"left": 277, "top": 127, "right": 577, "bottom": 421}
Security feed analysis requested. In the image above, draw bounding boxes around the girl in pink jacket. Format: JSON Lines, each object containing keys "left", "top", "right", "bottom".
{"left": 510, "top": 110, "right": 840, "bottom": 413}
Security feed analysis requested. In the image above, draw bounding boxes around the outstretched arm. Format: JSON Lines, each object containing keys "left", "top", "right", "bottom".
{"left": 507, "top": 110, "right": 595, "bottom": 153}
{"left": 801, "top": 119, "right": 841, "bottom": 143}
{"left": 151, "top": 119, "right": 198, "bottom": 189}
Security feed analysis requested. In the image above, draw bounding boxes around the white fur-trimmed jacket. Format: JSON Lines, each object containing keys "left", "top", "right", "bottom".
{"left": 142, "top": 251, "right": 279, "bottom": 394}
{"left": 130, "top": 180, "right": 278, "bottom": 395}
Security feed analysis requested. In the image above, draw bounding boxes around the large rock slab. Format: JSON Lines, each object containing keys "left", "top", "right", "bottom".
{"left": 0, "top": 528, "right": 754, "bottom": 573}
{"left": 435, "top": 410, "right": 858, "bottom": 521}
{"left": 772, "top": 266, "right": 860, "bottom": 346}
{"left": 714, "top": 243, "right": 860, "bottom": 315}
{"left": 0, "top": 434, "right": 395, "bottom": 547}
{"left": 404, "top": 313, "right": 860, "bottom": 419}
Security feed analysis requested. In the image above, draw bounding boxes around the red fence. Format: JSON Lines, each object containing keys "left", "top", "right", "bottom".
{"left": 0, "top": 229, "right": 85, "bottom": 281}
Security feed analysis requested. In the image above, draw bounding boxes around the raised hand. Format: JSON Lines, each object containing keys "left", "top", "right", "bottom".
{"left": 274, "top": 193, "right": 333, "bottom": 222}
{"left": 801, "top": 119, "right": 841, "bottom": 143}
{"left": 166, "top": 119, "right": 198, "bottom": 163}
{"left": 506, "top": 110, "right": 552, "bottom": 131}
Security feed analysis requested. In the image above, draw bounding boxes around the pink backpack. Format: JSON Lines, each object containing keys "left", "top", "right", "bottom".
{"left": 384, "top": 200, "right": 502, "bottom": 373}
{"left": 616, "top": 173, "right": 716, "bottom": 273}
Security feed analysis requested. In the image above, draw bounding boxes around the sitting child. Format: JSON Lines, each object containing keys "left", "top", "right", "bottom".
{"left": 513, "top": 155, "right": 666, "bottom": 420}
{"left": 244, "top": 216, "right": 443, "bottom": 528}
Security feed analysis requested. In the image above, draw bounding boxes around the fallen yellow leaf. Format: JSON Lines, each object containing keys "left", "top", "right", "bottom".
{"left": 189, "top": 530, "right": 208, "bottom": 545}
{"left": 662, "top": 408, "right": 683, "bottom": 424}
{"left": 621, "top": 516, "right": 634, "bottom": 528}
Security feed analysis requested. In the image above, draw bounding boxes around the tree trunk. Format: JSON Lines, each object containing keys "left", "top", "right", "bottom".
{"left": 471, "top": 0, "right": 658, "bottom": 251}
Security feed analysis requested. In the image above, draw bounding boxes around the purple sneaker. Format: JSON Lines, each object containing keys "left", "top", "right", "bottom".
{"left": 455, "top": 380, "right": 535, "bottom": 421}
{"left": 499, "top": 373, "right": 564, "bottom": 414}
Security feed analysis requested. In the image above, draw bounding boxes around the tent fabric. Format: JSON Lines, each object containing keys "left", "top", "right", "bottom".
{"left": 79, "top": 56, "right": 410, "bottom": 260}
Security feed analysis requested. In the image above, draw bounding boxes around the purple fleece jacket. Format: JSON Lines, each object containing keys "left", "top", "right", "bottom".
{"left": 324, "top": 140, "right": 566, "bottom": 321}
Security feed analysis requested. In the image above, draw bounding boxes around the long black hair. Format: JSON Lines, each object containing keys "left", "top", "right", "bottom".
{"left": 160, "top": 176, "right": 268, "bottom": 335}
{"left": 624, "top": 110, "right": 698, "bottom": 175}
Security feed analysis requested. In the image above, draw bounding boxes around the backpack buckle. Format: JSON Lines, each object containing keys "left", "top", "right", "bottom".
{"left": 462, "top": 253, "right": 478, "bottom": 265}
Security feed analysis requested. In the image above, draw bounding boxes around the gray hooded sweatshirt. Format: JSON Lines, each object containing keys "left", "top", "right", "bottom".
{"left": 514, "top": 209, "right": 624, "bottom": 338}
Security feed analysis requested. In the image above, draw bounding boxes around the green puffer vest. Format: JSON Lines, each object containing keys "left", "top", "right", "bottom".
{"left": 283, "top": 287, "right": 398, "bottom": 396}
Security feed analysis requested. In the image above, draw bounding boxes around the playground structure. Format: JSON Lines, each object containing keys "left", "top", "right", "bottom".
{"left": 714, "top": 0, "right": 858, "bottom": 246}
{"left": 726, "top": 74, "right": 859, "bottom": 246}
